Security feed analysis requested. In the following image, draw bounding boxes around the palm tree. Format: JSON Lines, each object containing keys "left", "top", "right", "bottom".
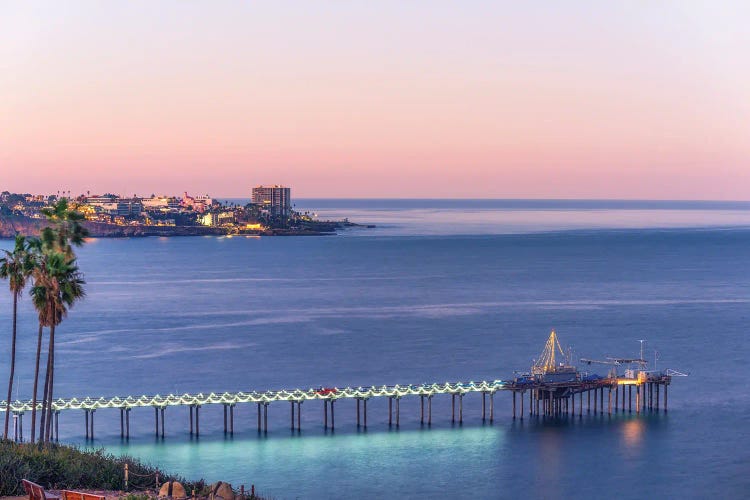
{"left": 31, "top": 251, "right": 85, "bottom": 443}
{"left": 29, "top": 199, "right": 88, "bottom": 443}
{"left": 0, "top": 234, "right": 33, "bottom": 439}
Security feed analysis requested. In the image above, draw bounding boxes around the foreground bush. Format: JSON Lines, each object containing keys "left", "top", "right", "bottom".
{"left": 0, "top": 439, "right": 202, "bottom": 496}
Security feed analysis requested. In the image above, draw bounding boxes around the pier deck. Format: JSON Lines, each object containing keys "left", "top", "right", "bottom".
{"left": 0, "top": 332, "right": 682, "bottom": 441}
{"left": 0, "top": 374, "right": 671, "bottom": 441}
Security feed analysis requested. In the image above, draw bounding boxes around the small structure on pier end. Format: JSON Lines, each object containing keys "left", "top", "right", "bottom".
{"left": 510, "top": 331, "right": 687, "bottom": 418}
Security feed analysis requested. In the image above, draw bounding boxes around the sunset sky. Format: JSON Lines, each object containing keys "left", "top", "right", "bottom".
{"left": 2, "top": 1, "right": 748, "bottom": 199}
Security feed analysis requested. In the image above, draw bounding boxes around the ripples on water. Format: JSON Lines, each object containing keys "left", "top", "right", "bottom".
{"left": 1, "top": 200, "right": 749, "bottom": 499}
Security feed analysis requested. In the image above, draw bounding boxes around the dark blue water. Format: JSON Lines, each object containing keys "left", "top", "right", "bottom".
{"left": 1, "top": 200, "right": 749, "bottom": 498}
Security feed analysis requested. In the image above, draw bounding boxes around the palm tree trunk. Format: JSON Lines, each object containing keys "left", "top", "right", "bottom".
{"left": 44, "top": 323, "right": 55, "bottom": 443}
{"left": 3, "top": 292, "right": 18, "bottom": 440}
{"left": 39, "top": 328, "right": 52, "bottom": 445}
{"left": 30, "top": 324, "right": 43, "bottom": 443}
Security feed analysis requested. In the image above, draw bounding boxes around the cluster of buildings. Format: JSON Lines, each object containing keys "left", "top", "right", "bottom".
{"left": 0, "top": 185, "right": 295, "bottom": 230}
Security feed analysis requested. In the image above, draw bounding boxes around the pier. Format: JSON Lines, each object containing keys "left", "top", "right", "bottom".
{"left": 0, "top": 332, "right": 685, "bottom": 441}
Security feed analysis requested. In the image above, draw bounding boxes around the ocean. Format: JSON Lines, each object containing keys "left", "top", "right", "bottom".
{"left": 1, "top": 199, "right": 749, "bottom": 499}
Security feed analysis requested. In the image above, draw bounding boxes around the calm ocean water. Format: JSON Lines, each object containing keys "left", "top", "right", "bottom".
{"left": 1, "top": 199, "right": 750, "bottom": 499}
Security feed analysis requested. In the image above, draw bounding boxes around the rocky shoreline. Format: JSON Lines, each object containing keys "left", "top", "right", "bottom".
{"left": 0, "top": 215, "right": 363, "bottom": 238}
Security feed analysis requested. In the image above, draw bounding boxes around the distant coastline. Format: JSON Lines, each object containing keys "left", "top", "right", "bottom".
{"left": 0, "top": 190, "right": 373, "bottom": 239}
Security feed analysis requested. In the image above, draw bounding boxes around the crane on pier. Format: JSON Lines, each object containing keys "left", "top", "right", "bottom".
{"left": 580, "top": 358, "right": 619, "bottom": 366}
{"left": 580, "top": 357, "right": 646, "bottom": 366}
{"left": 579, "top": 357, "right": 623, "bottom": 378}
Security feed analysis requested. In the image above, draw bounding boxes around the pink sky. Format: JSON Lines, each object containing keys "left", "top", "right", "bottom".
{"left": 1, "top": 2, "right": 749, "bottom": 199}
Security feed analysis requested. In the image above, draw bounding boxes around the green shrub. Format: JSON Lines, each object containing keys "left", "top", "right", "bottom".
{"left": 0, "top": 439, "right": 202, "bottom": 496}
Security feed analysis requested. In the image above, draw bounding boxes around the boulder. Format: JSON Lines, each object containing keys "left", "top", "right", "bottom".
{"left": 158, "top": 480, "right": 187, "bottom": 499}
{"left": 209, "top": 481, "right": 235, "bottom": 500}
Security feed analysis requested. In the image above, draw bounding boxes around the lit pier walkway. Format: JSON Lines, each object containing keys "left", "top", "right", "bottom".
{"left": 1, "top": 332, "right": 684, "bottom": 442}
{"left": 0, "top": 375, "right": 673, "bottom": 441}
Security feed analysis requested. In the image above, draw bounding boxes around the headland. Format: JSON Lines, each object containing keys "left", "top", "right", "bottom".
{"left": 0, "top": 189, "right": 369, "bottom": 238}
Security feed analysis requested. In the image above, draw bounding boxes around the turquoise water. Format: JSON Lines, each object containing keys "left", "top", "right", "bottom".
{"left": 1, "top": 200, "right": 749, "bottom": 498}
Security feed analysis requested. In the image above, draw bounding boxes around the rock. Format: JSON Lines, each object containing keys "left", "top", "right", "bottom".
{"left": 209, "top": 481, "right": 235, "bottom": 500}
{"left": 158, "top": 481, "right": 187, "bottom": 499}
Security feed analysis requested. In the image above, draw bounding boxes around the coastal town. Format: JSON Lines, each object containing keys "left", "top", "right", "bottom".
{"left": 0, "top": 186, "right": 362, "bottom": 238}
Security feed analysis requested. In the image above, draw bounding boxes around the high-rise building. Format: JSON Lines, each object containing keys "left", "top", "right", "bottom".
{"left": 251, "top": 185, "right": 291, "bottom": 217}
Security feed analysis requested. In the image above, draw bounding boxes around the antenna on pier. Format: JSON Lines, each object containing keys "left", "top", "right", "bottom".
{"left": 638, "top": 339, "right": 646, "bottom": 363}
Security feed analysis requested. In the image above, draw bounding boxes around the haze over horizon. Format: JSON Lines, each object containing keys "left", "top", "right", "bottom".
{"left": 2, "top": 1, "right": 749, "bottom": 200}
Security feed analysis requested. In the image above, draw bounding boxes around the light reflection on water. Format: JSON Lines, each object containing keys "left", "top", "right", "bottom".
{"left": 622, "top": 418, "right": 645, "bottom": 449}
{"left": 79, "top": 413, "right": 681, "bottom": 499}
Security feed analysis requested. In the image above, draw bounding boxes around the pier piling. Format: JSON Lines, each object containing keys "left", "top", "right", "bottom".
{"left": 629, "top": 386, "right": 632, "bottom": 412}
{"left": 517, "top": 391, "right": 521, "bottom": 420}
{"left": 195, "top": 405, "right": 200, "bottom": 436}
{"left": 459, "top": 394, "right": 463, "bottom": 424}
{"left": 529, "top": 390, "right": 533, "bottom": 416}
{"left": 615, "top": 385, "right": 619, "bottom": 412}
{"left": 572, "top": 392, "right": 575, "bottom": 416}
{"left": 636, "top": 386, "right": 641, "bottom": 414}
{"left": 491, "top": 391, "right": 495, "bottom": 422}
{"left": 330, "top": 400, "right": 335, "bottom": 430}
{"left": 290, "top": 401, "right": 294, "bottom": 431}
{"left": 650, "top": 383, "right": 654, "bottom": 411}
{"left": 263, "top": 403, "right": 268, "bottom": 433}
{"left": 395, "top": 397, "right": 400, "bottom": 427}
{"left": 388, "top": 397, "right": 392, "bottom": 427}
{"left": 593, "top": 389, "right": 597, "bottom": 414}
